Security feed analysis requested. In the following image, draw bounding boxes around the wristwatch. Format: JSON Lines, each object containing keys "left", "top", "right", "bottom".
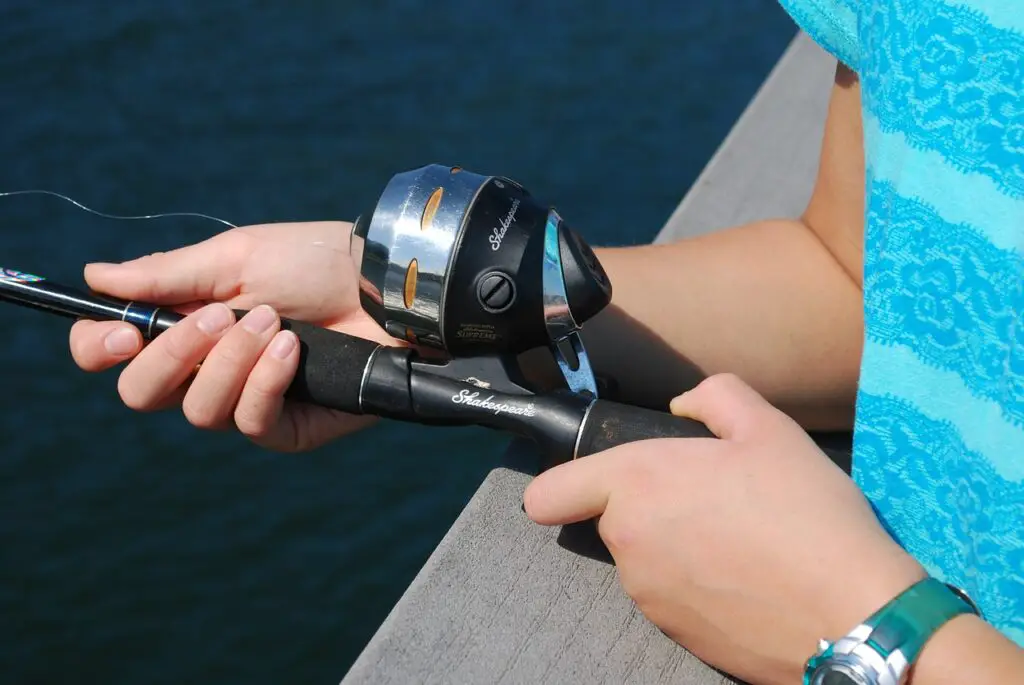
{"left": 803, "top": 577, "right": 981, "bottom": 685}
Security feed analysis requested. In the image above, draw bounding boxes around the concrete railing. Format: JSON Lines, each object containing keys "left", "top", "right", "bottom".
{"left": 341, "top": 32, "right": 839, "bottom": 685}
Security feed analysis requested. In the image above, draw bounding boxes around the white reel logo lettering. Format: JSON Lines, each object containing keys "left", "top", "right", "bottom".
{"left": 489, "top": 197, "right": 520, "bottom": 251}
{"left": 451, "top": 389, "right": 537, "bottom": 417}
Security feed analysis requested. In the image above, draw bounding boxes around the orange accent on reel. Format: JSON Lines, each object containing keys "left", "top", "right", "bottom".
{"left": 421, "top": 187, "right": 443, "bottom": 231}
{"left": 404, "top": 259, "right": 418, "bottom": 309}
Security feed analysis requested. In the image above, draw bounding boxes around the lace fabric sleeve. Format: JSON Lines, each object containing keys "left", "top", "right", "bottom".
{"left": 776, "top": 0, "right": 861, "bottom": 72}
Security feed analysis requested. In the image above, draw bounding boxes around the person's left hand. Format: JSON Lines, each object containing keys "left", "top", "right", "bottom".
{"left": 523, "top": 373, "right": 926, "bottom": 685}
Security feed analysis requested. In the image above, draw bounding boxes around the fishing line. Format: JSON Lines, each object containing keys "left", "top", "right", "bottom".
{"left": 0, "top": 188, "right": 360, "bottom": 265}
{"left": 0, "top": 189, "right": 238, "bottom": 228}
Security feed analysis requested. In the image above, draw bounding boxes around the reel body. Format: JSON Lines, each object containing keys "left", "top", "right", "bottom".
{"left": 353, "top": 164, "right": 611, "bottom": 397}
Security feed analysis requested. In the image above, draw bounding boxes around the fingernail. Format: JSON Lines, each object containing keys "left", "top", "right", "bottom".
{"left": 196, "top": 303, "right": 233, "bottom": 334}
{"left": 103, "top": 327, "right": 138, "bottom": 356}
{"left": 242, "top": 305, "right": 277, "bottom": 334}
{"left": 269, "top": 331, "right": 297, "bottom": 359}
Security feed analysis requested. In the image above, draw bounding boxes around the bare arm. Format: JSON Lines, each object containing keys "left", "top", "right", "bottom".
{"left": 581, "top": 65, "right": 1024, "bottom": 677}
{"left": 908, "top": 615, "right": 1024, "bottom": 684}
{"left": 550, "top": 64, "right": 867, "bottom": 431}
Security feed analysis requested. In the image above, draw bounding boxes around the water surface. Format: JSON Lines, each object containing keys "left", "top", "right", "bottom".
{"left": 0, "top": 2, "right": 798, "bottom": 682}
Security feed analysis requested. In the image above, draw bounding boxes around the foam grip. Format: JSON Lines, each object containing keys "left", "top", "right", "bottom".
{"left": 232, "top": 311, "right": 381, "bottom": 414}
{"left": 575, "top": 399, "right": 716, "bottom": 457}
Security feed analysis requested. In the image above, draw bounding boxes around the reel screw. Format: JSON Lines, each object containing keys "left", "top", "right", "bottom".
{"left": 477, "top": 271, "right": 516, "bottom": 313}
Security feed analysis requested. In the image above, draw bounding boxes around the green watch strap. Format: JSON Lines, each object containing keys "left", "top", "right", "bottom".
{"left": 863, "top": 577, "right": 979, "bottom": 665}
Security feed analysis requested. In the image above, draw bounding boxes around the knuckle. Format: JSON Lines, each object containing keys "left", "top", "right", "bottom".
{"left": 233, "top": 378, "right": 282, "bottom": 438}
{"left": 599, "top": 513, "right": 639, "bottom": 554}
{"left": 212, "top": 336, "right": 253, "bottom": 368}
{"left": 234, "top": 405, "right": 270, "bottom": 439}
{"left": 162, "top": 328, "right": 200, "bottom": 364}
{"left": 704, "top": 371, "right": 737, "bottom": 390}
{"left": 618, "top": 569, "right": 649, "bottom": 606}
{"left": 214, "top": 231, "right": 252, "bottom": 268}
{"left": 252, "top": 357, "right": 294, "bottom": 396}
{"left": 117, "top": 374, "right": 151, "bottom": 411}
{"left": 598, "top": 459, "right": 665, "bottom": 553}
{"left": 700, "top": 372, "right": 743, "bottom": 399}
{"left": 717, "top": 371, "right": 743, "bottom": 386}
{"left": 221, "top": 228, "right": 250, "bottom": 252}
{"left": 247, "top": 374, "right": 279, "bottom": 402}
{"left": 181, "top": 396, "right": 225, "bottom": 429}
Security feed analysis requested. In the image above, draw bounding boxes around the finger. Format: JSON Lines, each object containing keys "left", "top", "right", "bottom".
{"left": 243, "top": 220, "right": 355, "bottom": 253}
{"left": 149, "top": 381, "right": 192, "bottom": 413}
{"left": 84, "top": 233, "right": 244, "bottom": 304}
{"left": 523, "top": 450, "right": 623, "bottom": 526}
{"left": 233, "top": 329, "right": 301, "bottom": 449}
{"left": 69, "top": 318, "right": 195, "bottom": 409}
{"left": 668, "top": 373, "right": 769, "bottom": 440}
{"left": 117, "top": 303, "right": 236, "bottom": 411}
{"left": 69, "top": 320, "right": 143, "bottom": 371}
{"left": 181, "top": 305, "right": 281, "bottom": 430}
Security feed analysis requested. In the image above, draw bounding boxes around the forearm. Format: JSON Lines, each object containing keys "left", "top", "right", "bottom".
{"left": 574, "top": 218, "right": 862, "bottom": 430}
{"left": 911, "top": 615, "right": 1024, "bottom": 683}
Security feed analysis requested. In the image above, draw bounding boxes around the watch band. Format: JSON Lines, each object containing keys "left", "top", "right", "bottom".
{"left": 804, "top": 577, "right": 981, "bottom": 685}
{"left": 862, "top": 577, "right": 979, "bottom": 666}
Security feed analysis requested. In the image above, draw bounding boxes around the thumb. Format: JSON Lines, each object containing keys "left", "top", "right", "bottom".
{"left": 668, "top": 373, "right": 769, "bottom": 440}
{"left": 85, "top": 234, "right": 243, "bottom": 304}
{"left": 523, "top": 449, "right": 624, "bottom": 525}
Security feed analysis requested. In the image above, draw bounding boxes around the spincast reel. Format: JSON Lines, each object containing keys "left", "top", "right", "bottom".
{"left": 352, "top": 164, "right": 612, "bottom": 398}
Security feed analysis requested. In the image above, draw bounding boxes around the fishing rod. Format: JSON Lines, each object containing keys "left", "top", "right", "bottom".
{"left": 1, "top": 164, "right": 716, "bottom": 466}
{"left": 0, "top": 264, "right": 713, "bottom": 464}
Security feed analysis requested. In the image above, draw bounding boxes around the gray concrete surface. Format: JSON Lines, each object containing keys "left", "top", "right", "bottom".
{"left": 342, "top": 441, "right": 738, "bottom": 685}
{"left": 341, "top": 31, "right": 838, "bottom": 685}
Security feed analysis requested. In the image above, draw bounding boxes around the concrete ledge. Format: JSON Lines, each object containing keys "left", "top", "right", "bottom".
{"left": 342, "top": 441, "right": 737, "bottom": 684}
{"left": 342, "top": 32, "right": 840, "bottom": 685}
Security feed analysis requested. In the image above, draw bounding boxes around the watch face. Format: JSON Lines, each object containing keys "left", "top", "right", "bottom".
{"left": 811, "top": 665, "right": 871, "bottom": 685}
{"left": 819, "top": 672, "right": 862, "bottom": 685}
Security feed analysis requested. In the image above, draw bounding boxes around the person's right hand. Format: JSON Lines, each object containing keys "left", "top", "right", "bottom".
{"left": 68, "top": 220, "right": 403, "bottom": 452}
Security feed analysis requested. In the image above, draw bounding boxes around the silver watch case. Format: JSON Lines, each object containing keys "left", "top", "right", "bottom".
{"left": 806, "top": 624, "right": 909, "bottom": 685}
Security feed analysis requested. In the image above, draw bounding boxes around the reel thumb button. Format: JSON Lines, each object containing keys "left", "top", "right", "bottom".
{"left": 477, "top": 271, "right": 516, "bottom": 313}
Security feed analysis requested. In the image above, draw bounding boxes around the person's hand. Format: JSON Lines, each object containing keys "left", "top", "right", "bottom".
{"left": 523, "top": 373, "right": 926, "bottom": 685}
{"left": 68, "top": 221, "right": 400, "bottom": 452}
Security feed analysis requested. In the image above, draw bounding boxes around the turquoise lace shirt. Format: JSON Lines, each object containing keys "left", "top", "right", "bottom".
{"left": 776, "top": 0, "right": 1023, "bottom": 646}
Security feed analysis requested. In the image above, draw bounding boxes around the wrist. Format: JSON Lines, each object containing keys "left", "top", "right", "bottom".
{"left": 804, "top": 542, "right": 985, "bottom": 685}
{"left": 908, "top": 612, "right": 983, "bottom": 684}
{"left": 821, "top": 543, "right": 928, "bottom": 642}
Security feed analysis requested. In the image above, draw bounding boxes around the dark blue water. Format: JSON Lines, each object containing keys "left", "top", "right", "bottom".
{"left": 0, "top": 2, "right": 798, "bottom": 683}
